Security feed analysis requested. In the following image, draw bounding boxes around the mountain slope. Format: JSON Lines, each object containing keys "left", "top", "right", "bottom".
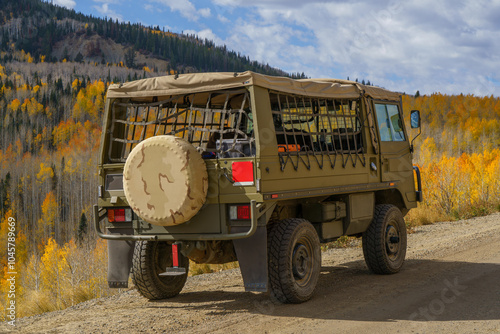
{"left": 0, "top": 0, "right": 304, "bottom": 78}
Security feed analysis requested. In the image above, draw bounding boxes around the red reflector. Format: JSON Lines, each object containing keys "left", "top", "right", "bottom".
{"left": 237, "top": 205, "right": 251, "bottom": 220}
{"left": 172, "top": 244, "right": 179, "bottom": 268}
{"left": 114, "top": 209, "right": 125, "bottom": 222}
{"left": 232, "top": 161, "right": 254, "bottom": 186}
{"left": 271, "top": 194, "right": 279, "bottom": 199}
{"left": 107, "top": 209, "right": 115, "bottom": 222}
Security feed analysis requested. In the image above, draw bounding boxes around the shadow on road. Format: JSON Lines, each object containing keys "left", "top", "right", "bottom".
{"left": 148, "top": 258, "right": 500, "bottom": 323}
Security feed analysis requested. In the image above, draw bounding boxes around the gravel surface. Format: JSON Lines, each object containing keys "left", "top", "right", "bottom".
{"left": 2, "top": 213, "right": 500, "bottom": 334}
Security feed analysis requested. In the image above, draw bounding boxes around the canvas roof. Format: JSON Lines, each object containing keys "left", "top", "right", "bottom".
{"left": 106, "top": 71, "right": 400, "bottom": 101}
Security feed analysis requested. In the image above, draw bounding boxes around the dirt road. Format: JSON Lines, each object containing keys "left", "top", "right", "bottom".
{"left": 4, "top": 213, "right": 500, "bottom": 333}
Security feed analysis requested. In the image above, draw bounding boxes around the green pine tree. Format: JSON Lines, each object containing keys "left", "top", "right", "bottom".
{"left": 77, "top": 212, "right": 88, "bottom": 242}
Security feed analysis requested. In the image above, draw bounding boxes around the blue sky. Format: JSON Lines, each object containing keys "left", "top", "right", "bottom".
{"left": 52, "top": 0, "right": 500, "bottom": 96}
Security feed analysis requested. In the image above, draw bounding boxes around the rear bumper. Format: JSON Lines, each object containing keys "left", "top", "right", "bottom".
{"left": 93, "top": 200, "right": 259, "bottom": 241}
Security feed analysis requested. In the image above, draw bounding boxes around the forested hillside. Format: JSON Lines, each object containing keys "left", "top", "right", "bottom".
{"left": 0, "top": 0, "right": 499, "bottom": 321}
{"left": 0, "top": 0, "right": 302, "bottom": 77}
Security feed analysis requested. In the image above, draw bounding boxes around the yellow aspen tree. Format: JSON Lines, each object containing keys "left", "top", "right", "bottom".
{"left": 89, "top": 238, "right": 109, "bottom": 297}
{"left": 8, "top": 99, "right": 21, "bottom": 112}
{"left": 19, "top": 253, "right": 43, "bottom": 317}
{"left": 40, "top": 238, "right": 70, "bottom": 309}
{"left": 36, "top": 163, "right": 54, "bottom": 184}
{"left": 39, "top": 192, "right": 57, "bottom": 236}
{"left": 71, "top": 78, "right": 80, "bottom": 91}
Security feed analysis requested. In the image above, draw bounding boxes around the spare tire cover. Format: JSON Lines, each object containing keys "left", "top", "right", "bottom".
{"left": 123, "top": 135, "right": 208, "bottom": 226}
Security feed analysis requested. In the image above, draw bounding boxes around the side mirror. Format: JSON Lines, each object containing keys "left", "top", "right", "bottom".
{"left": 410, "top": 110, "right": 421, "bottom": 129}
{"left": 410, "top": 110, "right": 421, "bottom": 153}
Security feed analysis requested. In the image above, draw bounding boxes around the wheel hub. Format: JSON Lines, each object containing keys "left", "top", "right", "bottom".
{"left": 292, "top": 243, "right": 310, "bottom": 280}
{"left": 386, "top": 225, "right": 400, "bottom": 255}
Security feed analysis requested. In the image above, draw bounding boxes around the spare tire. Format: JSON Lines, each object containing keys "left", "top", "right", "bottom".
{"left": 123, "top": 135, "right": 208, "bottom": 226}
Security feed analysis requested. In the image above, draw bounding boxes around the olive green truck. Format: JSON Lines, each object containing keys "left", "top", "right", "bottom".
{"left": 94, "top": 71, "right": 422, "bottom": 303}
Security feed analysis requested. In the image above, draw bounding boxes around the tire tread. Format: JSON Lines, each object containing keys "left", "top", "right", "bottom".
{"left": 268, "top": 218, "right": 321, "bottom": 304}
{"left": 362, "top": 204, "right": 406, "bottom": 275}
{"left": 132, "top": 241, "right": 188, "bottom": 300}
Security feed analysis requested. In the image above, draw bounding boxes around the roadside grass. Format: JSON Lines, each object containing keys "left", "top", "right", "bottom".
{"left": 17, "top": 287, "right": 111, "bottom": 318}
{"left": 321, "top": 235, "right": 360, "bottom": 251}
{"left": 406, "top": 203, "right": 500, "bottom": 230}
{"left": 405, "top": 205, "right": 448, "bottom": 229}
{"left": 189, "top": 261, "right": 239, "bottom": 277}
{"left": 21, "top": 291, "right": 57, "bottom": 316}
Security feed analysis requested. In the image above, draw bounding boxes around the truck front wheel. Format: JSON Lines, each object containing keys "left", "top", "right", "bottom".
{"left": 362, "top": 204, "right": 407, "bottom": 274}
{"left": 132, "top": 241, "right": 189, "bottom": 300}
{"left": 268, "top": 218, "right": 321, "bottom": 303}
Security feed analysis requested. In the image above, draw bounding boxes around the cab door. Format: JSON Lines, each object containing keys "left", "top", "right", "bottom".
{"left": 373, "top": 102, "right": 413, "bottom": 182}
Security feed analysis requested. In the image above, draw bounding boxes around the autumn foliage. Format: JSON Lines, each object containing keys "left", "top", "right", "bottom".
{"left": 403, "top": 94, "right": 500, "bottom": 226}
{"left": 408, "top": 150, "right": 500, "bottom": 225}
{"left": 0, "top": 50, "right": 118, "bottom": 319}
{"left": 0, "top": 235, "right": 109, "bottom": 318}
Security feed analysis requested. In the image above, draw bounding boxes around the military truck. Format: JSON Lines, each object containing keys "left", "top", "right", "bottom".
{"left": 94, "top": 71, "right": 422, "bottom": 303}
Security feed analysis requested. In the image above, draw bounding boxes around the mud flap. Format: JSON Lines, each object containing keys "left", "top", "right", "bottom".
{"left": 107, "top": 228, "right": 135, "bottom": 288}
{"left": 232, "top": 225, "right": 268, "bottom": 292}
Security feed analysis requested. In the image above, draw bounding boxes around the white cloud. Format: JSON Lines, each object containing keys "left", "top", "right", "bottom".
{"left": 208, "top": 0, "right": 500, "bottom": 95}
{"left": 52, "top": 0, "right": 76, "bottom": 9}
{"left": 217, "top": 14, "right": 230, "bottom": 23}
{"left": 144, "top": 4, "right": 155, "bottom": 12}
{"left": 198, "top": 7, "right": 211, "bottom": 18}
{"left": 184, "top": 29, "right": 224, "bottom": 46}
{"left": 152, "top": 0, "right": 211, "bottom": 21}
{"left": 92, "top": 0, "right": 120, "bottom": 3}
{"left": 93, "top": 3, "right": 123, "bottom": 21}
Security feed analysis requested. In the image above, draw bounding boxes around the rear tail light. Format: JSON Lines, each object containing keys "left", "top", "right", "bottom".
{"left": 107, "top": 208, "right": 133, "bottom": 222}
{"left": 229, "top": 205, "right": 251, "bottom": 220}
{"left": 108, "top": 208, "right": 115, "bottom": 222}
{"left": 114, "top": 209, "right": 125, "bottom": 222}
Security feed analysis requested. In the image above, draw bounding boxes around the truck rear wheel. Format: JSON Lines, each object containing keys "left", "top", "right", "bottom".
{"left": 132, "top": 241, "right": 189, "bottom": 300}
{"left": 362, "top": 204, "right": 407, "bottom": 274}
{"left": 268, "top": 218, "right": 321, "bottom": 303}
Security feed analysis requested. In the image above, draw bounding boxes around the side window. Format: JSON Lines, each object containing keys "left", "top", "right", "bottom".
{"left": 374, "top": 103, "right": 405, "bottom": 142}
{"left": 270, "top": 92, "right": 365, "bottom": 170}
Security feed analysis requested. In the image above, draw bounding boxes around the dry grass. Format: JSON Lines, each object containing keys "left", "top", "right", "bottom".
{"left": 20, "top": 291, "right": 59, "bottom": 317}
{"left": 405, "top": 205, "right": 448, "bottom": 228}
{"left": 73, "top": 286, "right": 99, "bottom": 305}
{"left": 188, "top": 261, "right": 240, "bottom": 276}
{"left": 321, "top": 235, "right": 360, "bottom": 251}
{"left": 405, "top": 203, "right": 500, "bottom": 230}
